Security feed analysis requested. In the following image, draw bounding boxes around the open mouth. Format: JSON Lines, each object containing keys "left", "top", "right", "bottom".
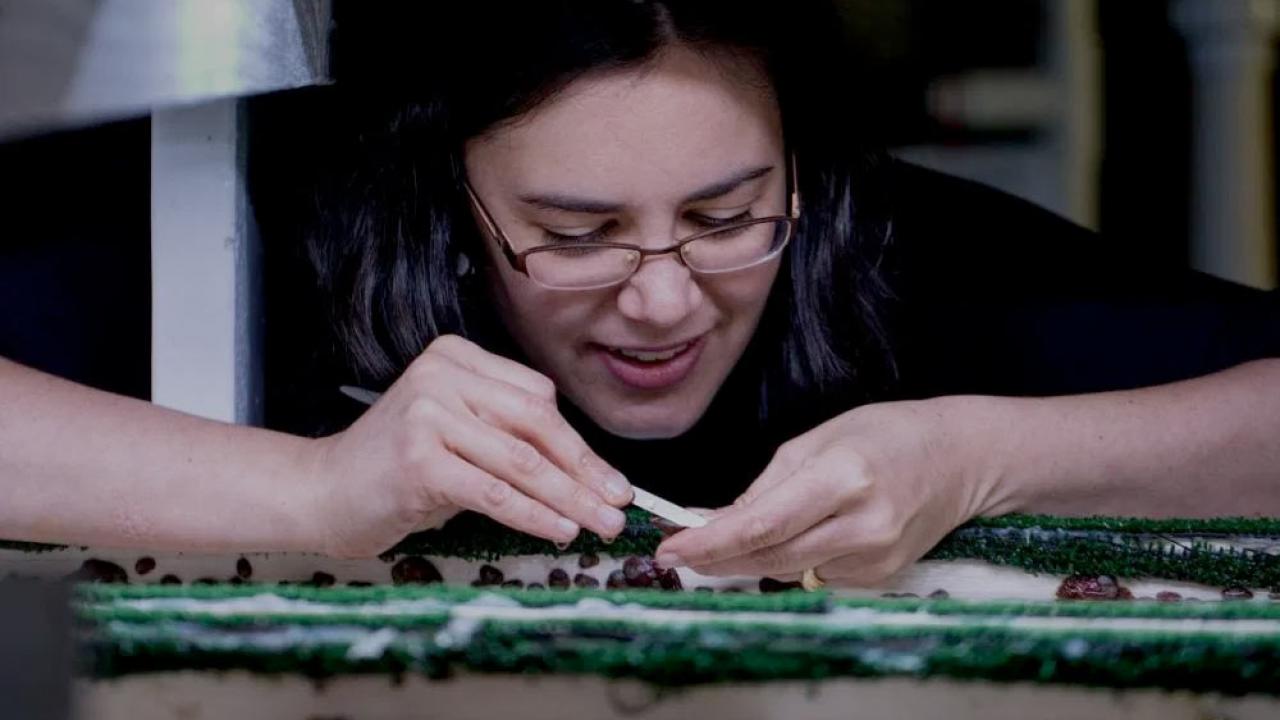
{"left": 593, "top": 336, "right": 704, "bottom": 391}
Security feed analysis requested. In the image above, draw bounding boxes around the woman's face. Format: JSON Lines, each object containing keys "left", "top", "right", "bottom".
{"left": 464, "top": 46, "right": 786, "bottom": 439}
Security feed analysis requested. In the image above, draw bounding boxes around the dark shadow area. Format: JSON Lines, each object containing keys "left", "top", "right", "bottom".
{"left": 0, "top": 118, "right": 151, "bottom": 399}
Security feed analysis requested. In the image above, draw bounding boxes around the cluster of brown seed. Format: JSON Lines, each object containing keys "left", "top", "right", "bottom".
{"left": 458, "top": 553, "right": 685, "bottom": 591}
{"left": 60, "top": 556, "right": 1280, "bottom": 603}
{"left": 1055, "top": 574, "right": 1261, "bottom": 601}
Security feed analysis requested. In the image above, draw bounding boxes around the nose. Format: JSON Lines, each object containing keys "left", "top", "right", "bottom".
{"left": 615, "top": 253, "right": 704, "bottom": 328}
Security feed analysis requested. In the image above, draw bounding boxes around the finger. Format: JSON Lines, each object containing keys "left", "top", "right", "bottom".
{"left": 441, "top": 412, "right": 627, "bottom": 538}
{"left": 690, "top": 516, "right": 846, "bottom": 577}
{"left": 434, "top": 456, "right": 581, "bottom": 544}
{"left": 429, "top": 334, "right": 558, "bottom": 399}
{"left": 654, "top": 472, "right": 839, "bottom": 568}
{"left": 455, "top": 371, "right": 632, "bottom": 506}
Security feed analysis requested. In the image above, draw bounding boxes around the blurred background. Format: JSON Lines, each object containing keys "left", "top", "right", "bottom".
{"left": 0, "top": 0, "right": 1277, "bottom": 425}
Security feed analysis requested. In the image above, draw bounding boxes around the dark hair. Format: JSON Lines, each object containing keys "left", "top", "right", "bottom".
{"left": 311, "top": 0, "right": 896, "bottom": 430}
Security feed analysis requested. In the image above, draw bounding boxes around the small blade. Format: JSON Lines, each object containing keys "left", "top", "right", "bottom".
{"left": 631, "top": 487, "right": 708, "bottom": 529}
{"left": 340, "top": 385, "right": 383, "bottom": 406}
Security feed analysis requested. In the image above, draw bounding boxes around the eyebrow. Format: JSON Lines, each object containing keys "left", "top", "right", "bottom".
{"left": 516, "top": 165, "right": 775, "bottom": 214}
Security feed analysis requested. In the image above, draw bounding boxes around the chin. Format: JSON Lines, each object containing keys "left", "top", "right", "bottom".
{"left": 588, "top": 404, "right": 703, "bottom": 441}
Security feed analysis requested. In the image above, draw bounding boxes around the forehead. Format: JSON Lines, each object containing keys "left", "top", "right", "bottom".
{"left": 465, "top": 47, "right": 784, "bottom": 198}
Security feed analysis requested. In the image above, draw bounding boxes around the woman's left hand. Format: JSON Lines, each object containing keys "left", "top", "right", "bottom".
{"left": 654, "top": 397, "right": 1005, "bottom": 587}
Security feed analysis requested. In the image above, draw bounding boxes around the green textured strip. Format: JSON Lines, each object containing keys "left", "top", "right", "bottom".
{"left": 379, "top": 507, "right": 664, "bottom": 561}
{"left": 9, "top": 511, "right": 1280, "bottom": 591}
{"left": 967, "top": 515, "right": 1280, "bottom": 535}
{"left": 76, "top": 582, "right": 829, "bottom": 614}
{"left": 832, "top": 596, "right": 1280, "bottom": 620}
{"left": 77, "top": 584, "right": 1280, "bottom": 626}
{"left": 84, "top": 614, "right": 1280, "bottom": 693}
{"left": 928, "top": 528, "right": 1280, "bottom": 590}
{"left": 382, "top": 511, "right": 1280, "bottom": 561}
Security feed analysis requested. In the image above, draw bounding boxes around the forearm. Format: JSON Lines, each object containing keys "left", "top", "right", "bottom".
{"left": 965, "top": 358, "right": 1280, "bottom": 518}
{"left": 0, "top": 358, "right": 320, "bottom": 551}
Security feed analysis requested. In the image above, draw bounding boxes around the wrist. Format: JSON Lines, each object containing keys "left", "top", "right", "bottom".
{"left": 929, "top": 394, "right": 1025, "bottom": 518}
{"left": 284, "top": 434, "right": 338, "bottom": 555}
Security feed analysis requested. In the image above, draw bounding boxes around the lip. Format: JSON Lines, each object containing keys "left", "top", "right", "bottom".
{"left": 593, "top": 335, "right": 705, "bottom": 391}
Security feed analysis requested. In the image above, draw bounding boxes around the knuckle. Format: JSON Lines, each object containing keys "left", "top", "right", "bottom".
{"left": 430, "top": 334, "right": 466, "bottom": 354}
{"left": 529, "top": 373, "right": 557, "bottom": 400}
{"left": 406, "top": 350, "right": 446, "bottom": 383}
{"left": 772, "top": 442, "right": 801, "bottom": 469}
{"left": 860, "top": 517, "right": 902, "bottom": 553}
{"left": 404, "top": 396, "right": 442, "bottom": 423}
{"left": 566, "top": 479, "right": 597, "bottom": 509}
{"left": 481, "top": 477, "right": 514, "bottom": 509}
{"left": 739, "top": 515, "right": 786, "bottom": 550}
{"left": 507, "top": 438, "right": 546, "bottom": 476}
{"left": 751, "top": 543, "right": 793, "bottom": 574}
{"left": 519, "top": 394, "right": 559, "bottom": 424}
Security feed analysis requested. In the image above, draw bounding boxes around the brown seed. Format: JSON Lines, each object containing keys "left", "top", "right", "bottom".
{"left": 526, "top": 583, "right": 545, "bottom": 591}
{"left": 501, "top": 580, "right": 524, "bottom": 589}
{"left": 235, "top": 557, "right": 253, "bottom": 580}
{"left": 1156, "top": 591, "right": 1182, "bottom": 602}
{"left": 649, "top": 516, "right": 685, "bottom": 539}
{"left": 309, "top": 572, "right": 336, "bottom": 588}
{"left": 476, "top": 564, "right": 504, "bottom": 586}
{"left": 159, "top": 574, "right": 182, "bottom": 585}
{"left": 1056, "top": 574, "right": 1131, "bottom": 600}
{"left": 347, "top": 581, "right": 372, "bottom": 588}
{"left": 227, "top": 576, "right": 244, "bottom": 586}
{"left": 66, "top": 559, "right": 129, "bottom": 584}
{"left": 606, "top": 570, "right": 627, "bottom": 589}
{"left": 193, "top": 577, "right": 219, "bottom": 585}
{"left": 759, "top": 577, "right": 803, "bottom": 593}
{"left": 573, "top": 573, "right": 600, "bottom": 589}
{"left": 695, "top": 586, "right": 714, "bottom": 593}
{"left": 134, "top": 557, "right": 156, "bottom": 576}
{"left": 928, "top": 589, "right": 950, "bottom": 600}
{"left": 623, "top": 556, "right": 655, "bottom": 587}
{"left": 1223, "top": 586, "right": 1254, "bottom": 600}
{"left": 390, "top": 556, "right": 443, "bottom": 586}
{"left": 548, "top": 569, "right": 571, "bottom": 589}
{"left": 656, "top": 567, "right": 683, "bottom": 591}
{"left": 578, "top": 553, "right": 600, "bottom": 569}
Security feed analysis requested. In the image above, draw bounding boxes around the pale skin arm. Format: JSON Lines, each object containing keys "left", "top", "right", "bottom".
{"left": 0, "top": 335, "right": 633, "bottom": 556}
{"left": 657, "top": 358, "right": 1280, "bottom": 585}
{"left": 980, "top": 357, "right": 1280, "bottom": 518}
{"left": 0, "top": 356, "right": 320, "bottom": 552}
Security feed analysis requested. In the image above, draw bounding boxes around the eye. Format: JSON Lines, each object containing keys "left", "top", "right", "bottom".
{"left": 541, "top": 221, "right": 617, "bottom": 244}
{"left": 689, "top": 210, "right": 753, "bottom": 228}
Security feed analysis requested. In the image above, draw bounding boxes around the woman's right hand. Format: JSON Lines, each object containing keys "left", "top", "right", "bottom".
{"left": 304, "top": 335, "right": 633, "bottom": 558}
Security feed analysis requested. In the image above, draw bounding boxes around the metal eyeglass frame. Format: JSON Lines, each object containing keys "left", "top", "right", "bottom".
{"left": 463, "top": 155, "right": 802, "bottom": 291}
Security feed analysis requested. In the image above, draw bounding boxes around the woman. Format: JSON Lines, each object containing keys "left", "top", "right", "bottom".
{"left": 3, "top": 1, "right": 1279, "bottom": 587}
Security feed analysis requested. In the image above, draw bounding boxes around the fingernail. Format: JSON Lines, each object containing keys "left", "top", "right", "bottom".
{"left": 598, "top": 506, "right": 626, "bottom": 534}
{"left": 556, "top": 517, "right": 579, "bottom": 540}
{"left": 606, "top": 474, "right": 632, "bottom": 503}
{"left": 655, "top": 552, "right": 684, "bottom": 568}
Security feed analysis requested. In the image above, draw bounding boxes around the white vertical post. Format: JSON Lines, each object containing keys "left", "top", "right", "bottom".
{"left": 1173, "top": 0, "right": 1280, "bottom": 289}
{"left": 1046, "top": 0, "right": 1102, "bottom": 230}
{"left": 151, "top": 98, "right": 262, "bottom": 424}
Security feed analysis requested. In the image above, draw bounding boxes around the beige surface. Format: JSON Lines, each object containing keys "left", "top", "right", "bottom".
{"left": 78, "top": 672, "right": 1280, "bottom": 720}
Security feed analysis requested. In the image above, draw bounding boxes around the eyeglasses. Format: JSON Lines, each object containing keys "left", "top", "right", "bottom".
{"left": 464, "top": 157, "right": 801, "bottom": 291}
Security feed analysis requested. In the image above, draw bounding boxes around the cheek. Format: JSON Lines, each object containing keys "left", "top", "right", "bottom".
{"left": 486, "top": 265, "right": 601, "bottom": 352}
{"left": 703, "top": 263, "right": 781, "bottom": 316}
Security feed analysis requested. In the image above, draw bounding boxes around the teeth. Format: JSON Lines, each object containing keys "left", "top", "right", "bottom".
{"left": 613, "top": 343, "right": 690, "bottom": 363}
